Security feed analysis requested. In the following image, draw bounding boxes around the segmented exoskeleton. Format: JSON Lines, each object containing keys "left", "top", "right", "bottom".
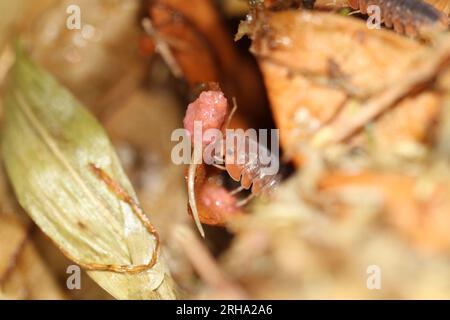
{"left": 264, "top": 0, "right": 448, "bottom": 36}
{"left": 347, "top": 0, "right": 448, "bottom": 36}
{"left": 210, "top": 122, "right": 280, "bottom": 203}
{"left": 184, "top": 89, "right": 280, "bottom": 237}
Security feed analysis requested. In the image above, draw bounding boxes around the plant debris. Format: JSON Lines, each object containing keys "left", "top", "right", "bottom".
{"left": 1, "top": 0, "right": 450, "bottom": 300}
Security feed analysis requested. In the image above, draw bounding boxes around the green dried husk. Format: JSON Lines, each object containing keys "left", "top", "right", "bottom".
{"left": 1, "top": 44, "right": 177, "bottom": 300}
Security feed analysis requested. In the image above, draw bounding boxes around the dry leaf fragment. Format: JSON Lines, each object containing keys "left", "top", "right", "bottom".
{"left": 23, "top": 0, "right": 146, "bottom": 115}
{"left": 2, "top": 44, "right": 177, "bottom": 299}
{"left": 248, "top": 11, "right": 450, "bottom": 163}
{"left": 0, "top": 212, "right": 65, "bottom": 299}
{"left": 350, "top": 91, "right": 441, "bottom": 152}
{"left": 318, "top": 169, "right": 450, "bottom": 253}
{"left": 147, "top": 0, "right": 267, "bottom": 125}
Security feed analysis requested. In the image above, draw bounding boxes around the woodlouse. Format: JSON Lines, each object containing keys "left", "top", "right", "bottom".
{"left": 264, "top": 0, "right": 448, "bottom": 36}
{"left": 346, "top": 0, "right": 448, "bottom": 36}
{"left": 184, "top": 88, "right": 280, "bottom": 236}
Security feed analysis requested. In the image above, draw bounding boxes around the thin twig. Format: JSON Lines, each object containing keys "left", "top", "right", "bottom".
{"left": 142, "top": 18, "right": 184, "bottom": 79}
{"left": 313, "top": 34, "right": 450, "bottom": 146}
{"left": 172, "top": 225, "right": 247, "bottom": 299}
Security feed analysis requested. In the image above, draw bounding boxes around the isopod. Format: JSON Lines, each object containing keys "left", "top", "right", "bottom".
{"left": 346, "top": 0, "right": 448, "bottom": 36}
{"left": 183, "top": 88, "right": 280, "bottom": 237}
{"left": 263, "top": 0, "right": 448, "bottom": 36}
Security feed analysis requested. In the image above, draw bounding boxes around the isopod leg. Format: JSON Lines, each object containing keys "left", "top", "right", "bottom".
{"left": 236, "top": 194, "right": 255, "bottom": 207}
{"left": 223, "top": 97, "right": 238, "bottom": 130}
{"left": 212, "top": 163, "right": 227, "bottom": 170}
{"left": 229, "top": 185, "right": 245, "bottom": 196}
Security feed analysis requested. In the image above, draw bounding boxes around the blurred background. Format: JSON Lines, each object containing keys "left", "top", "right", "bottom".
{"left": 1, "top": 0, "right": 450, "bottom": 299}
